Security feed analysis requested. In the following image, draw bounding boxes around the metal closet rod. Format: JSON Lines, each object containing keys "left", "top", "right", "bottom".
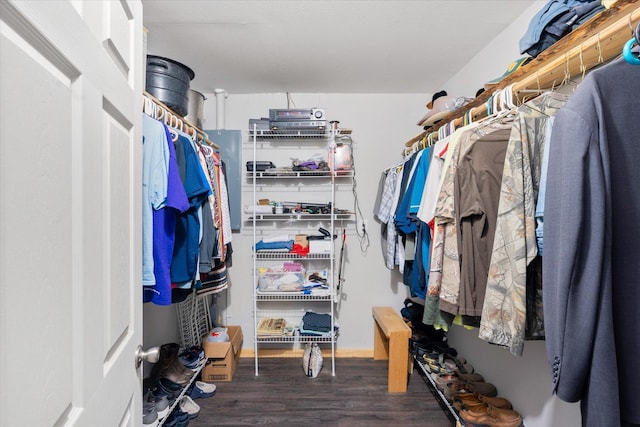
{"left": 143, "top": 91, "right": 219, "bottom": 149}
{"left": 404, "top": 0, "right": 640, "bottom": 151}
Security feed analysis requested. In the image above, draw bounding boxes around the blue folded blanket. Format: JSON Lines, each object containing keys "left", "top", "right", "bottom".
{"left": 255, "top": 240, "right": 294, "bottom": 251}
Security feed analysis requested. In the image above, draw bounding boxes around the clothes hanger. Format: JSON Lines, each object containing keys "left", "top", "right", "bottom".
{"left": 622, "top": 23, "right": 640, "bottom": 65}
{"left": 169, "top": 128, "right": 179, "bottom": 142}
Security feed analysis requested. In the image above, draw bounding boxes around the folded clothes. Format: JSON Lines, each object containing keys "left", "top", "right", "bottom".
{"left": 255, "top": 240, "right": 294, "bottom": 251}
{"left": 301, "top": 312, "right": 332, "bottom": 333}
{"left": 262, "top": 234, "right": 290, "bottom": 243}
{"left": 244, "top": 205, "right": 273, "bottom": 214}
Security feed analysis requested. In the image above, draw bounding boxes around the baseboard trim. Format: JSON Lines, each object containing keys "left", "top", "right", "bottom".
{"left": 240, "top": 348, "right": 373, "bottom": 358}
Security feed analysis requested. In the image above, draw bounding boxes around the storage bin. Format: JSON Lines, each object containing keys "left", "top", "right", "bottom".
{"left": 258, "top": 268, "right": 305, "bottom": 292}
{"left": 145, "top": 55, "right": 194, "bottom": 117}
{"left": 186, "top": 89, "right": 205, "bottom": 128}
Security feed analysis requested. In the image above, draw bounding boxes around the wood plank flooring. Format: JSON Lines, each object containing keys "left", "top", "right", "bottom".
{"left": 191, "top": 357, "right": 454, "bottom": 426}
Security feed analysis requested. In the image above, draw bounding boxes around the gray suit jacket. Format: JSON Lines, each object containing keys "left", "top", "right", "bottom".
{"left": 543, "top": 57, "right": 640, "bottom": 427}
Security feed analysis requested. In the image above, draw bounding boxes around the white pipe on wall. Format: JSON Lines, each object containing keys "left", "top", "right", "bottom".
{"left": 214, "top": 88, "right": 227, "bottom": 129}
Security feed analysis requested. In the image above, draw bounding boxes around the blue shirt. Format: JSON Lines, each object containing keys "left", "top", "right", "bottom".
{"left": 142, "top": 114, "right": 170, "bottom": 286}
{"left": 170, "top": 134, "right": 212, "bottom": 283}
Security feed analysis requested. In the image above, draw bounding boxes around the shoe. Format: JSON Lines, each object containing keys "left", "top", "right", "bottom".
{"left": 455, "top": 392, "right": 513, "bottom": 410}
{"left": 156, "top": 378, "right": 183, "bottom": 403}
{"left": 189, "top": 381, "right": 217, "bottom": 399}
{"left": 456, "top": 356, "right": 475, "bottom": 374}
{"left": 179, "top": 346, "right": 205, "bottom": 369}
{"left": 149, "top": 344, "right": 195, "bottom": 386}
{"left": 459, "top": 403, "right": 523, "bottom": 427}
{"left": 165, "top": 409, "right": 190, "bottom": 427}
{"left": 458, "top": 372, "right": 485, "bottom": 383}
{"left": 444, "top": 380, "right": 498, "bottom": 401}
{"left": 431, "top": 372, "right": 460, "bottom": 391}
{"left": 439, "top": 353, "right": 474, "bottom": 375}
{"left": 431, "top": 371, "right": 484, "bottom": 390}
{"left": 145, "top": 390, "right": 170, "bottom": 419}
{"left": 411, "top": 339, "right": 434, "bottom": 357}
{"left": 433, "top": 342, "right": 457, "bottom": 357}
{"left": 179, "top": 395, "right": 201, "bottom": 419}
{"left": 142, "top": 400, "right": 158, "bottom": 427}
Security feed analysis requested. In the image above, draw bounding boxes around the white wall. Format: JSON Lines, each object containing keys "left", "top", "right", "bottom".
{"left": 444, "top": 0, "right": 548, "bottom": 97}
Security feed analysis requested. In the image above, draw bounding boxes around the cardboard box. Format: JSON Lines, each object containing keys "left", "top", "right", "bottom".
{"left": 295, "top": 234, "right": 309, "bottom": 248}
{"left": 201, "top": 325, "right": 243, "bottom": 382}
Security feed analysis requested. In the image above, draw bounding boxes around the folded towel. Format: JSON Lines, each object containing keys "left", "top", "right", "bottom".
{"left": 244, "top": 205, "right": 273, "bottom": 214}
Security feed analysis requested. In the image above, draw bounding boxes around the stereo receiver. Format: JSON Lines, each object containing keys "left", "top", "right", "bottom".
{"left": 269, "top": 108, "right": 325, "bottom": 122}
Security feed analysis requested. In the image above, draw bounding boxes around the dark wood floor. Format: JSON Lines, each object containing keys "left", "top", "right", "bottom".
{"left": 191, "top": 357, "right": 454, "bottom": 426}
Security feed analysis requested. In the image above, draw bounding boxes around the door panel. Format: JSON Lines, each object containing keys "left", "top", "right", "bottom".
{"left": 0, "top": 1, "right": 143, "bottom": 426}
{"left": 104, "top": 0, "right": 133, "bottom": 76}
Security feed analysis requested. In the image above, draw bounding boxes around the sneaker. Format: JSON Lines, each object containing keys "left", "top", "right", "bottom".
{"left": 179, "top": 395, "right": 201, "bottom": 419}
{"left": 145, "top": 389, "right": 170, "bottom": 419}
{"left": 156, "top": 378, "right": 183, "bottom": 403}
{"left": 165, "top": 409, "right": 190, "bottom": 427}
{"left": 142, "top": 400, "right": 158, "bottom": 427}
{"left": 178, "top": 346, "right": 205, "bottom": 370}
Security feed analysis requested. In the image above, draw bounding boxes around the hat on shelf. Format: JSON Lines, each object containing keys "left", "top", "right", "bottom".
{"left": 484, "top": 57, "right": 531, "bottom": 89}
{"left": 417, "top": 90, "right": 458, "bottom": 127}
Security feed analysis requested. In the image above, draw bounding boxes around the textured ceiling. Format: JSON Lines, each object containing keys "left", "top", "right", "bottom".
{"left": 142, "top": 1, "right": 535, "bottom": 94}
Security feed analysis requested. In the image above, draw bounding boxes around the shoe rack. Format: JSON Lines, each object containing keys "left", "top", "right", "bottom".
{"left": 157, "top": 359, "right": 206, "bottom": 427}
{"left": 414, "top": 356, "right": 462, "bottom": 426}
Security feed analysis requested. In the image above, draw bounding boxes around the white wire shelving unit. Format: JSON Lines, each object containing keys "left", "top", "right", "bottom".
{"left": 247, "top": 124, "right": 353, "bottom": 377}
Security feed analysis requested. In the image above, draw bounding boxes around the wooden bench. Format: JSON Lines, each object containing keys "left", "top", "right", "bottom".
{"left": 372, "top": 306, "right": 412, "bottom": 392}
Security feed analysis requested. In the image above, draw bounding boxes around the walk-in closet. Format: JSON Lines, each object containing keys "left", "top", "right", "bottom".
{"left": 2, "top": 1, "right": 639, "bottom": 426}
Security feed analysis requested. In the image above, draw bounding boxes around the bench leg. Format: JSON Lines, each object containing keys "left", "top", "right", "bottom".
{"left": 387, "top": 331, "right": 409, "bottom": 392}
{"left": 373, "top": 319, "right": 389, "bottom": 360}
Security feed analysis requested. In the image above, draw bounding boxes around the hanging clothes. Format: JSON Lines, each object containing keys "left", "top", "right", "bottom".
{"left": 196, "top": 145, "right": 232, "bottom": 295}
{"left": 394, "top": 149, "right": 432, "bottom": 299}
{"left": 418, "top": 136, "right": 450, "bottom": 327}
{"left": 142, "top": 113, "right": 170, "bottom": 287}
{"left": 170, "top": 133, "right": 212, "bottom": 285}
{"left": 455, "top": 122, "right": 511, "bottom": 319}
{"left": 535, "top": 117, "right": 556, "bottom": 257}
{"left": 479, "top": 92, "right": 568, "bottom": 356}
{"left": 435, "top": 120, "right": 508, "bottom": 324}
{"left": 374, "top": 161, "right": 404, "bottom": 270}
{"left": 543, "top": 57, "right": 640, "bottom": 427}
{"left": 417, "top": 136, "right": 449, "bottom": 228}
{"left": 424, "top": 123, "right": 480, "bottom": 327}
{"left": 141, "top": 106, "right": 234, "bottom": 305}
{"left": 142, "top": 114, "right": 190, "bottom": 305}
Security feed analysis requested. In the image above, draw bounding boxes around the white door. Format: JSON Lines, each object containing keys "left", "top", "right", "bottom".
{"left": 0, "top": 1, "right": 143, "bottom": 426}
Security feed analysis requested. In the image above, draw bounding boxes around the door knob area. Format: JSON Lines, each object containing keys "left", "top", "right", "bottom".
{"left": 135, "top": 345, "right": 160, "bottom": 368}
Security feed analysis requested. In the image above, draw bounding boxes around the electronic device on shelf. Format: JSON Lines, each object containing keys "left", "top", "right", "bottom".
{"left": 269, "top": 108, "right": 327, "bottom": 131}
{"left": 269, "top": 108, "right": 325, "bottom": 122}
